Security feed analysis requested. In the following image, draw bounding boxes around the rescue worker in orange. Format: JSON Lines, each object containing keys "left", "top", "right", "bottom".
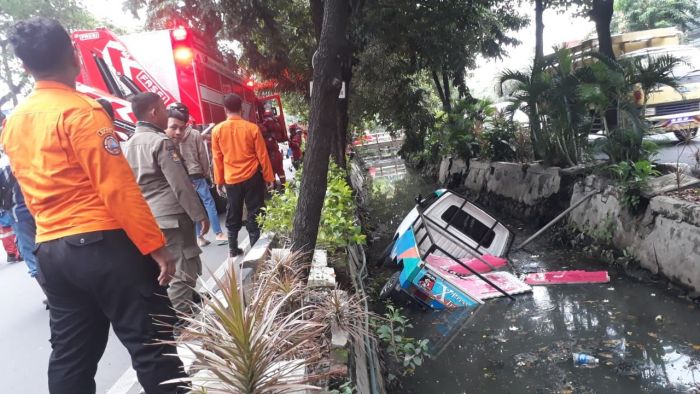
{"left": 288, "top": 123, "right": 304, "bottom": 169}
{"left": 261, "top": 108, "right": 286, "bottom": 186}
{"left": 212, "top": 94, "right": 274, "bottom": 256}
{"left": 1, "top": 18, "right": 187, "bottom": 394}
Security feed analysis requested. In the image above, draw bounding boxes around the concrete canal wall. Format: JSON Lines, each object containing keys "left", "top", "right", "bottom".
{"left": 439, "top": 157, "right": 700, "bottom": 292}
{"left": 569, "top": 175, "right": 700, "bottom": 293}
{"left": 441, "top": 158, "right": 577, "bottom": 224}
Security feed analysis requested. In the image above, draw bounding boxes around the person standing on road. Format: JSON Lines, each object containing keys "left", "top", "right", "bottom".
{"left": 166, "top": 102, "right": 228, "bottom": 247}
{"left": 125, "top": 93, "right": 209, "bottom": 316}
{"left": 2, "top": 18, "right": 187, "bottom": 394}
{"left": 0, "top": 153, "right": 47, "bottom": 306}
{"left": 212, "top": 94, "right": 274, "bottom": 256}
{"left": 261, "top": 108, "right": 286, "bottom": 186}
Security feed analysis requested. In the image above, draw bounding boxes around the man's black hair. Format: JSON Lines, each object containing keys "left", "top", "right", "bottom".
{"left": 96, "top": 99, "right": 115, "bottom": 122}
{"left": 167, "top": 102, "right": 189, "bottom": 122}
{"left": 9, "top": 17, "right": 73, "bottom": 73}
{"left": 223, "top": 94, "right": 242, "bottom": 113}
{"left": 130, "top": 92, "right": 162, "bottom": 121}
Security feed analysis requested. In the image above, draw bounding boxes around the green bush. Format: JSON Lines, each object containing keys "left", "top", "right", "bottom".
{"left": 479, "top": 112, "right": 518, "bottom": 162}
{"left": 374, "top": 302, "right": 429, "bottom": 376}
{"left": 607, "top": 160, "right": 660, "bottom": 211}
{"left": 259, "top": 162, "right": 366, "bottom": 250}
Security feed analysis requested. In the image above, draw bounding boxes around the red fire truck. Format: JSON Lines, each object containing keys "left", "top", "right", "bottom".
{"left": 71, "top": 26, "right": 286, "bottom": 140}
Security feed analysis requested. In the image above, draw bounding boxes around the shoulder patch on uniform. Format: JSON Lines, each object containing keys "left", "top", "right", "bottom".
{"left": 166, "top": 144, "right": 181, "bottom": 163}
{"left": 103, "top": 135, "right": 122, "bottom": 156}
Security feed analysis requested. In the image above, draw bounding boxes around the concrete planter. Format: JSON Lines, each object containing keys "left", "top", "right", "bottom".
{"left": 569, "top": 175, "right": 700, "bottom": 292}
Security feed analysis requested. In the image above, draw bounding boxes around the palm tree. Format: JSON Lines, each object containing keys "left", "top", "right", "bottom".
{"left": 498, "top": 67, "right": 552, "bottom": 160}
{"left": 624, "top": 53, "right": 685, "bottom": 114}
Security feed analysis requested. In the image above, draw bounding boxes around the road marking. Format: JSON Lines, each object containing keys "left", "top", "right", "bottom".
{"left": 106, "top": 238, "right": 251, "bottom": 394}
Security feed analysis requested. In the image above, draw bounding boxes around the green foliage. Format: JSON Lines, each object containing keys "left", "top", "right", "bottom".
{"left": 126, "top": 0, "right": 315, "bottom": 92}
{"left": 280, "top": 91, "right": 310, "bottom": 124}
{"left": 352, "top": 0, "right": 527, "bottom": 158}
{"left": 330, "top": 381, "right": 356, "bottom": 394}
{"left": 501, "top": 49, "right": 590, "bottom": 166}
{"left": 501, "top": 48, "right": 682, "bottom": 166}
{"left": 432, "top": 98, "right": 494, "bottom": 162}
{"left": 374, "top": 303, "right": 429, "bottom": 376}
{"left": 260, "top": 163, "right": 365, "bottom": 250}
{"left": 479, "top": 111, "right": 521, "bottom": 162}
{"left": 614, "top": 0, "right": 699, "bottom": 33}
{"left": 608, "top": 160, "right": 660, "bottom": 211}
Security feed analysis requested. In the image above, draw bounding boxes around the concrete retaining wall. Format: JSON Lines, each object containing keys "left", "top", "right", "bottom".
{"left": 569, "top": 175, "right": 700, "bottom": 292}
{"left": 440, "top": 158, "right": 572, "bottom": 224}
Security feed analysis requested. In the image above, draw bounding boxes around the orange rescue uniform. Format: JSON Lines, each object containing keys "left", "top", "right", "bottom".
{"left": 211, "top": 115, "right": 274, "bottom": 185}
{"left": 1, "top": 81, "right": 165, "bottom": 255}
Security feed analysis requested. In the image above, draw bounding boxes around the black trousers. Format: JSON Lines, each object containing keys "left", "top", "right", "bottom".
{"left": 225, "top": 171, "right": 265, "bottom": 245}
{"left": 35, "top": 230, "right": 187, "bottom": 394}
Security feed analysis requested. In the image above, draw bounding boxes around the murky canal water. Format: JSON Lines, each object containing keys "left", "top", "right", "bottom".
{"left": 361, "top": 161, "right": 700, "bottom": 393}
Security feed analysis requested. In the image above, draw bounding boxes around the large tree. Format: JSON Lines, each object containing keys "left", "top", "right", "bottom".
{"left": 291, "top": 0, "right": 350, "bottom": 254}
{"left": 0, "top": 0, "right": 100, "bottom": 107}
{"left": 614, "top": 0, "right": 699, "bottom": 33}
{"left": 351, "top": 0, "right": 527, "bottom": 158}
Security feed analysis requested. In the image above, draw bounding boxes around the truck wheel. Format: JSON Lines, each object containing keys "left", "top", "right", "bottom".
{"left": 674, "top": 128, "right": 698, "bottom": 142}
{"left": 379, "top": 271, "right": 401, "bottom": 300}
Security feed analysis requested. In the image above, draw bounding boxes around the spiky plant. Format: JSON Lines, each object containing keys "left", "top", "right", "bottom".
{"left": 311, "top": 289, "right": 377, "bottom": 345}
{"left": 254, "top": 250, "right": 309, "bottom": 311}
{"left": 167, "top": 267, "right": 326, "bottom": 393}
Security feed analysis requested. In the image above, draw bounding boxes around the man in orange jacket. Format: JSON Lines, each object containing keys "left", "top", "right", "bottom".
{"left": 212, "top": 94, "right": 274, "bottom": 256}
{"left": 2, "top": 18, "right": 186, "bottom": 394}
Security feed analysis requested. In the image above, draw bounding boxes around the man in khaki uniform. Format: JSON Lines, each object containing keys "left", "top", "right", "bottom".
{"left": 124, "top": 92, "right": 209, "bottom": 316}
{"left": 165, "top": 102, "right": 228, "bottom": 247}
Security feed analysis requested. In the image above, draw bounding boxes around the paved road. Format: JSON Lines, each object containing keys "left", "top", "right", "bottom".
{"left": 591, "top": 132, "right": 700, "bottom": 166}
{"left": 647, "top": 133, "right": 700, "bottom": 166}
{"left": 0, "top": 216, "right": 236, "bottom": 394}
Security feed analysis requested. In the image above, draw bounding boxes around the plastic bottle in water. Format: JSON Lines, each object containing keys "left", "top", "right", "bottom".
{"left": 572, "top": 353, "right": 599, "bottom": 367}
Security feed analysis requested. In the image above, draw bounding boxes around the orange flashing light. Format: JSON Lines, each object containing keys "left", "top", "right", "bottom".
{"left": 174, "top": 46, "right": 193, "bottom": 64}
{"left": 172, "top": 27, "right": 188, "bottom": 41}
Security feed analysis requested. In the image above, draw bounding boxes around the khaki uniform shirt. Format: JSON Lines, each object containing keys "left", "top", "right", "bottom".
{"left": 178, "top": 127, "right": 210, "bottom": 177}
{"left": 124, "top": 122, "right": 207, "bottom": 227}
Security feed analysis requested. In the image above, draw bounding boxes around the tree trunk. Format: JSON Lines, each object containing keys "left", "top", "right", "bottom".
{"left": 431, "top": 70, "right": 447, "bottom": 112}
{"left": 332, "top": 42, "right": 353, "bottom": 169}
{"left": 333, "top": 87, "right": 349, "bottom": 168}
{"left": 310, "top": 0, "right": 324, "bottom": 42}
{"left": 591, "top": 0, "right": 615, "bottom": 60}
{"left": 291, "top": 0, "right": 349, "bottom": 255}
{"left": 442, "top": 70, "right": 452, "bottom": 113}
{"left": 534, "top": 0, "right": 545, "bottom": 69}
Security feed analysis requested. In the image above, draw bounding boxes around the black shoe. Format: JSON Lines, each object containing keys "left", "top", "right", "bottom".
{"left": 7, "top": 254, "right": 19, "bottom": 263}
{"left": 230, "top": 247, "right": 244, "bottom": 257}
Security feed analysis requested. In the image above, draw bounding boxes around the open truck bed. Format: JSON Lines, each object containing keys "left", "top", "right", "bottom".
{"left": 381, "top": 189, "right": 528, "bottom": 310}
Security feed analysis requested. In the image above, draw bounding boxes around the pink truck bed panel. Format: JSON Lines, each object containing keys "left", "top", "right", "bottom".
{"left": 523, "top": 270, "right": 610, "bottom": 285}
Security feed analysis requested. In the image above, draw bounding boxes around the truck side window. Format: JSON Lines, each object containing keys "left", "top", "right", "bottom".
{"left": 441, "top": 206, "right": 495, "bottom": 248}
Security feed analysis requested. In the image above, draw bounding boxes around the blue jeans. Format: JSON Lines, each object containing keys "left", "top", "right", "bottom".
{"left": 13, "top": 217, "right": 38, "bottom": 278}
{"left": 193, "top": 178, "right": 223, "bottom": 236}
